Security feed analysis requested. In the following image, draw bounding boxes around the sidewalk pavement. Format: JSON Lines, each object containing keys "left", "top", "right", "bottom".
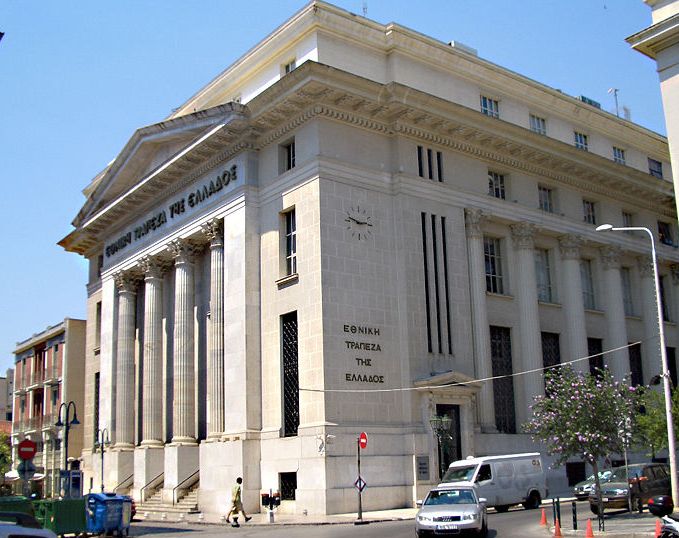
{"left": 542, "top": 505, "right": 659, "bottom": 537}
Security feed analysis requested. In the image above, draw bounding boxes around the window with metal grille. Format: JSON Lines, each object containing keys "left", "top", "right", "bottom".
{"left": 93, "top": 372, "right": 100, "bottom": 445}
{"left": 621, "top": 267, "right": 634, "bottom": 316}
{"left": 582, "top": 199, "right": 597, "bottom": 225}
{"left": 490, "top": 326, "right": 515, "bottom": 434}
{"left": 613, "top": 147, "right": 626, "bottom": 165}
{"left": 668, "top": 347, "right": 677, "bottom": 387}
{"left": 484, "top": 237, "right": 505, "bottom": 294}
{"left": 279, "top": 472, "right": 297, "bottom": 500}
{"left": 587, "top": 338, "right": 604, "bottom": 377}
{"left": 541, "top": 332, "right": 561, "bottom": 384}
{"left": 660, "top": 275, "right": 671, "bottom": 322}
{"left": 580, "top": 259, "right": 596, "bottom": 310}
{"left": 284, "top": 210, "right": 297, "bottom": 276}
{"left": 282, "top": 312, "right": 299, "bottom": 437}
{"left": 574, "top": 131, "right": 589, "bottom": 150}
{"left": 530, "top": 114, "right": 546, "bottom": 135}
{"left": 658, "top": 221, "right": 673, "bottom": 246}
{"left": 488, "top": 171, "right": 505, "bottom": 199}
{"left": 538, "top": 185, "right": 554, "bottom": 213}
{"left": 628, "top": 343, "right": 643, "bottom": 386}
{"left": 649, "top": 158, "right": 663, "bottom": 179}
{"left": 535, "top": 248, "right": 554, "bottom": 303}
{"left": 480, "top": 95, "right": 499, "bottom": 118}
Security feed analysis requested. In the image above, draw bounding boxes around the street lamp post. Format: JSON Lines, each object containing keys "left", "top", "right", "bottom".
{"left": 94, "top": 429, "right": 110, "bottom": 492}
{"left": 55, "top": 401, "right": 79, "bottom": 496}
{"left": 596, "top": 223, "right": 678, "bottom": 507}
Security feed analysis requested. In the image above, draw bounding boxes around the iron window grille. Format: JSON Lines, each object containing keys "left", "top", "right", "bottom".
{"left": 490, "top": 326, "right": 516, "bottom": 434}
{"left": 282, "top": 312, "right": 299, "bottom": 437}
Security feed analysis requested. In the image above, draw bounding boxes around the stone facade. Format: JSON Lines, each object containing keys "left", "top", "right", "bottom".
{"left": 60, "top": 1, "right": 679, "bottom": 516}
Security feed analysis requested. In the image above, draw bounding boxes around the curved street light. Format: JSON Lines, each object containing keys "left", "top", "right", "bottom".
{"left": 94, "top": 428, "right": 110, "bottom": 492}
{"left": 55, "top": 401, "right": 79, "bottom": 473}
{"left": 595, "top": 223, "right": 678, "bottom": 508}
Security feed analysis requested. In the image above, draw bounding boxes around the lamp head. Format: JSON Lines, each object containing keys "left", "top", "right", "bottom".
{"left": 55, "top": 418, "right": 64, "bottom": 428}
{"left": 596, "top": 224, "right": 614, "bottom": 232}
{"left": 71, "top": 414, "right": 80, "bottom": 426}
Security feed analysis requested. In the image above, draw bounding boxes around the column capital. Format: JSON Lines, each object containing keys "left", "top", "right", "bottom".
{"left": 600, "top": 245, "right": 621, "bottom": 270}
{"left": 201, "top": 218, "right": 224, "bottom": 248}
{"left": 558, "top": 234, "right": 584, "bottom": 260}
{"left": 138, "top": 255, "right": 170, "bottom": 279}
{"left": 113, "top": 271, "right": 140, "bottom": 293}
{"left": 464, "top": 208, "right": 486, "bottom": 239}
{"left": 168, "top": 238, "right": 198, "bottom": 264}
{"left": 638, "top": 255, "right": 655, "bottom": 278}
{"left": 510, "top": 222, "right": 536, "bottom": 250}
{"left": 671, "top": 264, "right": 679, "bottom": 285}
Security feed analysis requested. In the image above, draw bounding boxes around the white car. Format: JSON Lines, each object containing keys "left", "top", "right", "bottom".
{"left": 416, "top": 483, "right": 488, "bottom": 537}
{"left": 0, "top": 512, "right": 56, "bottom": 538}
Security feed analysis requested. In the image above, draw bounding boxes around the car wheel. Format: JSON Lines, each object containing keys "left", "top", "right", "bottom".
{"left": 495, "top": 505, "right": 510, "bottom": 513}
{"left": 523, "top": 491, "right": 541, "bottom": 510}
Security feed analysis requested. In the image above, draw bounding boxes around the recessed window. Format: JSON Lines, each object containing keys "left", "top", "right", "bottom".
{"left": 283, "top": 59, "right": 297, "bottom": 75}
{"left": 284, "top": 209, "right": 297, "bottom": 276}
{"left": 480, "top": 96, "right": 499, "bottom": 118}
{"left": 530, "top": 114, "right": 546, "bottom": 135}
{"left": 484, "top": 237, "right": 505, "bottom": 294}
{"left": 535, "top": 248, "right": 554, "bottom": 303}
{"left": 621, "top": 267, "right": 634, "bottom": 316}
{"left": 488, "top": 171, "right": 506, "bottom": 199}
{"left": 538, "top": 185, "right": 554, "bottom": 213}
{"left": 658, "top": 221, "right": 674, "bottom": 246}
{"left": 417, "top": 146, "right": 444, "bottom": 181}
{"left": 281, "top": 313, "right": 299, "bottom": 437}
{"left": 489, "top": 326, "right": 515, "bottom": 434}
{"left": 613, "top": 147, "right": 626, "bottom": 165}
{"left": 279, "top": 471, "right": 297, "bottom": 500}
{"left": 649, "top": 158, "right": 663, "bottom": 179}
{"left": 582, "top": 199, "right": 597, "bottom": 225}
{"left": 622, "top": 211, "right": 633, "bottom": 228}
{"left": 580, "top": 259, "right": 596, "bottom": 310}
{"left": 660, "top": 275, "right": 671, "bottom": 321}
{"left": 574, "top": 131, "right": 589, "bottom": 150}
{"left": 280, "top": 139, "right": 296, "bottom": 173}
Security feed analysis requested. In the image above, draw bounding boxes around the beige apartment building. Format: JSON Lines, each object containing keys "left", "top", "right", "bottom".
{"left": 59, "top": 1, "right": 679, "bottom": 516}
{"left": 12, "top": 319, "right": 85, "bottom": 497}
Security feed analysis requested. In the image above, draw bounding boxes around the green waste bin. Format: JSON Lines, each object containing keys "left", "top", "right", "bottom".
{"left": 0, "top": 495, "right": 34, "bottom": 516}
{"left": 34, "top": 498, "right": 86, "bottom": 536}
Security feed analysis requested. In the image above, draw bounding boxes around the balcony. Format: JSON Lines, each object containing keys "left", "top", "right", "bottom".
{"left": 43, "top": 367, "right": 60, "bottom": 384}
{"left": 28, "top": 370, "right": 44, "bottom": 387}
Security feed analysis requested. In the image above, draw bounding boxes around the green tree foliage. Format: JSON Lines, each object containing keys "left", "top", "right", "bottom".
{"left": 636, "top": 387, "right": 679, "bottom": 458}
{"left": 523, "top": 366, "right": 640, "bottom": 510}
{"left": 0, "top": 433, "right": 11, "bottom": 479}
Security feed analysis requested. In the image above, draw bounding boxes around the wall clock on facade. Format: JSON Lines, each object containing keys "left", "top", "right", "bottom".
{"left": 345, "top": 206, "right": 373, "bottom": 240}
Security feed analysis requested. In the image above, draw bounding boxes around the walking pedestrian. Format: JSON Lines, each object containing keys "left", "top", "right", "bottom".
{"left": 226, "top": 477, "right": 251, "bottom": 527}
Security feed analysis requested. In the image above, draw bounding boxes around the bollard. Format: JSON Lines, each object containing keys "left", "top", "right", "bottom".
{"left": 555, "top": 497, "right": 561, "bottom": 526}
{"left": 552, "top": 498, "right": 557, "bottom": 526}
{"left": 572, "top": 500, "right": 577, "bottom": 531}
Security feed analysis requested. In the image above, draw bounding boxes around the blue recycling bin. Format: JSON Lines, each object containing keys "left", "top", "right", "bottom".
{"left": 85, "top": 493, "right": 130, "bottom": 536}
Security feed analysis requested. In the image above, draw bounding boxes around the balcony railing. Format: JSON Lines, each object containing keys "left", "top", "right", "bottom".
{"left": 30, "top": 371, "right": 44, "bottom": 386}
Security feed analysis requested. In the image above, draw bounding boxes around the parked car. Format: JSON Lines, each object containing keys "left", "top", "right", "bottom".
{"left": 0, "top": 511, "right": 57, "bottom": 538}
{"left": 589, "top": 463, "right": 670, "bottom": 514}
{"left": 416, "top": 483, "right": 487, "bottom": 537}
{"left": 573, "top": 470, "right": 613, "bottom": 500}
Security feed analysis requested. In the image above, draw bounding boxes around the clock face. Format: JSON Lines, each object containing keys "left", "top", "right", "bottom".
{"left": 345, "top": 205, "right": 373, "bottom": 240}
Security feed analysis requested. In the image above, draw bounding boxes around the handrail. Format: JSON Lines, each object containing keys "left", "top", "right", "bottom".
{"left": 140, "top": 472, "right": 164, "bottom": 502}
{"left": 172, "top": 469, "right": 199, "bottom": 505}
{"left": 113, "top": 474, "right": 134, "bottom": 494}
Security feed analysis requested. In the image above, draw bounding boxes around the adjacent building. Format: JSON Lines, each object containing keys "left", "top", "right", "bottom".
{"left": 12, "top": 319, "right": 86, "bottom": 497}
{"left": 59, "top": 1, "right": 679, "bottom": 516}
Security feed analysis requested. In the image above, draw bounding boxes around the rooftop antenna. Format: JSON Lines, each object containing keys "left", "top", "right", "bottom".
{"left": 608, "top": 88, "right": 620, "bottom": 117}
{"left": 362, "top": 1, "right": 367, "bottom": 16}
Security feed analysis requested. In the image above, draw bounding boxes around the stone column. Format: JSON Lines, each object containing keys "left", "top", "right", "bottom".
{"left": 169, "top": 239, "right": 197, "bottom": 444}
{"left": 639, "top": 255, "right": 661, "bottom": 382}
{"left": 600, "top": 246, "right": 630, "bottom": 380}
{"left": 139, "top": 256, "right": 165, "bottom": 446}
{"left": 464, "top": 209, "right": 495, "bottom": 432}
{"left": 559, "top": 235, "right": 588, "bottom": 373}
{"left": 510, "top": 222, "right": 542, "bottom": 423}
{"left": 202, "top": 219, "right": 225, "bottom": 440}
{"left": 113, "top": 271, "right": 138, "bottom": 449}
{"left": 672, "top": 265, "right": 679, "bottom": 338}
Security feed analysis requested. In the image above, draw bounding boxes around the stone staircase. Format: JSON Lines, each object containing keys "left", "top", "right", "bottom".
{"left": 137, "top": 483, "right": 200, "bottom": 520}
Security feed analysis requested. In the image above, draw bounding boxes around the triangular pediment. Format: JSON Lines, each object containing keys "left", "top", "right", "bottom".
{"left": 413, "top": 370, "right": 481, "bottom": 391}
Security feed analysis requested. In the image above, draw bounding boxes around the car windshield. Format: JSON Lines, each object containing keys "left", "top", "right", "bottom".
{"left": 425, "top": 489, "right": 477, "bottom": 506}
{"left": 611, "top": 467, "right": 642, "bottom": 481}
{"left": 441, "top": 465, "right": 476, "bottom": 482}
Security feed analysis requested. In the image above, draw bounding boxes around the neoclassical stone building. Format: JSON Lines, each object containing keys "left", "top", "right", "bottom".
{"left": 60, "top": 1, "right": 679, "bottom": 516}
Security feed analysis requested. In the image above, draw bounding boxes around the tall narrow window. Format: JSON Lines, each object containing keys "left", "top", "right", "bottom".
{"left": 490, "top": 326, "right": 515, "bottom": 434}
{"left": 284, "top": 210, "right": 297, "bottom": 276}
{"left": 93, "top": 372, "right": 100, "bottom": 445}
{"left": 530, "top": 114, "right": 546, "bottom": 135}
{"left": 488, "top": 171, "right": 506, "bottom": 200}
{"left": 660, "top": 275, "right": 671, "bottom": 322}
{"left": 668, "top": 347, "right": 677, "bottom": 387}
{"left": 436, "top": 151, "right": 444, "bottom": 182}
{"left": 484, "top": 237, "right": 505, "bottom": 294}
{"left": 622, "top": 211, "right": 633, "bottom": 229}
{"left": 574, "top": 131, "right": 589, "bottom": 150}
{"left": 417, "top": 146, "right": 424, "bottom": 178}
{"left": 541, "top": 332, "right": 561, "bottom": 379}
{"left": 658, "top": 221, "right": 674, "bottom": 246}
{"left": 588, "top": 337, "right": 604, "bottom": 376}
{"left": 613, "top": 147, "right": 626, "bottom": 165}
{"left": 628, "top": 343, "right": 643, "bottom": 386}
{"left": 648, "top": 158, "right": 663, "bottom": 179}
{"left": 535, "top": 248, "right": 554, "bottom": 303}
{"left": 582, "top": 199, "right": 597, "bottom": 225}
{"left": 538, "top": 185, "right": 554, "bottom": 213}
{"left": 95, "top": 301, "right": 102, "bottom": 351}
{"left": 480, "top": 95, "right": 499, "bottom": 118}
{"left": 282, "top": 312, "right": 299, "bottom": 437}
{"left": 421, "top": 213, "right": 432, "bottom": 353}
{"left": 580, "top": 259, "right": 596, "bottom": 310}
{"left": 441, "top": 217, "right": 452, "bottom": 355}
{"left": 621, "top": 267, "right": 634, "bottom": 316}
{"left": 280, "top": 472, "right": 297, "bottom": 500}
{"left": 431, "top": 215, "right": 442, "bottom": 353}
{"left": 280, "top": 139, "right": 296, "bottom": 172}
{"left": 427, "top": 149, "right": 433, "bottom": 180}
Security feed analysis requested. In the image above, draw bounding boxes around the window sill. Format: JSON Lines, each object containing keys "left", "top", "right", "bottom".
{"left": 276, "top": 273, "right": 299, "bottom": 289}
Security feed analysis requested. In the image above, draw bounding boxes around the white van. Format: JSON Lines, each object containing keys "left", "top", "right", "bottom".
{"left": 440, "top": 453, "right": 547, "bottom": 511}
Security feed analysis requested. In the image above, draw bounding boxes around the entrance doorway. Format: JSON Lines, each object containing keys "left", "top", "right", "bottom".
{"left": 435, "top": 404, "right": 461, "bottom": 480}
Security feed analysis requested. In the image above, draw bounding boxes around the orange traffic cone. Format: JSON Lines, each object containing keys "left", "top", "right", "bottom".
{"left": 539, "top": 508, "right": 547, "bottom": 526}
{"left": 656, "top": 519, "right": 663, "bottom": 538}
{"left": 585, "top": 519, "right": 594, "bottom": 538}
{"left": 554, "top": 518, "right": 563, "bottom": 538}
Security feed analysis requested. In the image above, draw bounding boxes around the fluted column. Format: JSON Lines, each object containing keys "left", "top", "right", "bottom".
{"left": 600, "top": 246, "right": 629, "bottom": 380}
{"left": 202, "top": 219, "right": 225, "bottom": 440}
{"left": 169, "top": 239, "right": 197, "bottom": 444}
{"left": 139, "top": 256, "right": 166, "bottom": 447}
{"left": 113, "top": 271, "right": 139, "bottom": 449}
{"left": 639, "top": 255, "right": 661, "bottom": 383}
{"left": 559, "top": 235, "right": 588, "bottom": 373}
{"left": 464, "top": 209, "right": 495, "bottom": 432}
{"left": 510, "top": 222, "right": 542, "bottom": 422}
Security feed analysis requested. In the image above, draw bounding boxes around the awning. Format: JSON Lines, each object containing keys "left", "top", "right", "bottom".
{"left": 4, "top": 470, "right": 46, "bottom": 482}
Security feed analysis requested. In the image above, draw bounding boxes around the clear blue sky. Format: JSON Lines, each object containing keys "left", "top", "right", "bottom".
{"left": 0, "top": 1, "right": 665, "bottom": 373}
